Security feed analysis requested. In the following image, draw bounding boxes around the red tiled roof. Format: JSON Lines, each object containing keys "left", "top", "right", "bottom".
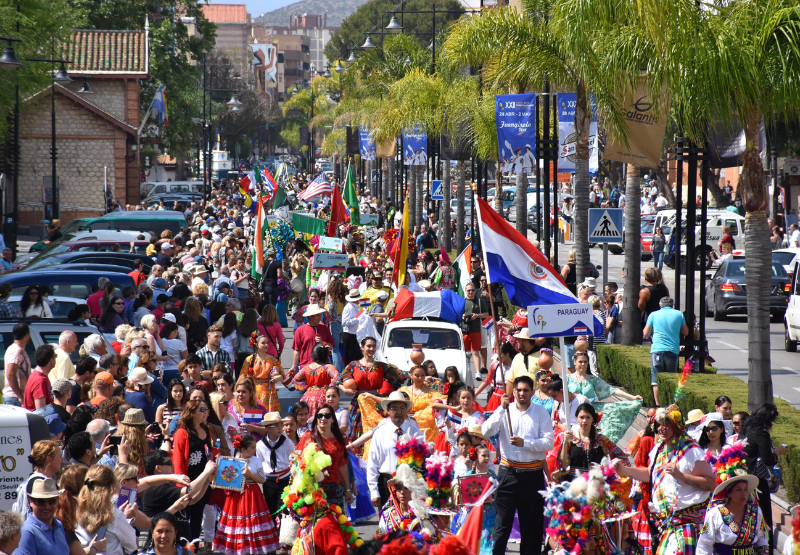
{"left": 202, "top": 4, "right": 248, "bottom": 23}
{"left": 66, "top": 30, "right": 148, "bottom": 75}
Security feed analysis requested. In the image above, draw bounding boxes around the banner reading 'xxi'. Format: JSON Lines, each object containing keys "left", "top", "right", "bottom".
{"left": 557, "top": 93, "right": 599, "bottom": 174}
{"left": 495, "top": 94, "right": 537, "bottom": 174}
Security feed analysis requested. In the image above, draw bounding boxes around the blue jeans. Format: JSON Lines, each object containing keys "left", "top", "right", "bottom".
{"left": 330, "top": 320, "right": 344, "bottom": 372}
{"left": 3, "top": 396, "right": 21, "bottom": 407}
{"left": 650, "top": 351, "right": 679, "bottom": 385}
{"left": 563, "top": 342, "right": 576, "bottom": 370}
{"left": 653, "top": 251, "right": 664, "bottom": 270}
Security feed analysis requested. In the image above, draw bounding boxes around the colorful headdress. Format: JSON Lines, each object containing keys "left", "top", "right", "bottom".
{"left": 708, "top": 441, "right": 760, "bottom": 500}
{"left": 654, "top": 404, "right": 686, "bottom": 435}
{"left": 543, "top": 462, "right": 628, "bottom": 555}
{"left": 249, "top": 330, "right": 259, "bottom": 348}
{"left": 387, "top": 463, "right": 436, "bottom": 540}
{"left": 424, "top": 454, "right": 454, "bottom": 510}
{"left": 395, "top": 435, "right": 430, "bottom": 477}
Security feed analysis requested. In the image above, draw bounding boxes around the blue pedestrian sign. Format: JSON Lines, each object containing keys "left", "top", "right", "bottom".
{"left": 588, "top": 208, "right": 623, "bottom": 244}
{"left": 431, "top": 180, "right": 444, "bottom": 201}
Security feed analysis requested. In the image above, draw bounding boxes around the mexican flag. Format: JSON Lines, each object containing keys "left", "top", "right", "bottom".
{"left": 452, "top": 244, "right": 473, "bottom": 297}
{"left": 343, "top": 163, "right": 360, "bottom": 226}
{"left": 272, "top": 184, "right": 292, "bottom": 222}
{"left": 251, "top": 197, "right": 267, "bottom": 280}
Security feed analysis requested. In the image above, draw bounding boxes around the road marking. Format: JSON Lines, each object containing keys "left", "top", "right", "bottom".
{"left": 717, "top": 340, "right": 747, "bottom": 354}
{"left": 783, "top": 367, "right": 800, "bottom": 376}
{"left": 794, "top": 388, "right": 800, "bottom": 394}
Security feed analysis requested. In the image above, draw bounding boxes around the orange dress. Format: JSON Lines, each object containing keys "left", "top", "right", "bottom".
{"left": 238, "top": 354, "right": 284, "bottom": 413}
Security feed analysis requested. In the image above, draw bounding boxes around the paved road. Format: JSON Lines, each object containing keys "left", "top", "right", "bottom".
{"left": 531, "top": 232, "right": 800, "bottom": 409}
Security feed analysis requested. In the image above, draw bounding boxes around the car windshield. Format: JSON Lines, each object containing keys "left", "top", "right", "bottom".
{"left": 725, "top": 261, "right": 785, "bottom": 278}
{"left": 387, "top": 327, "right": 461, "bottom": 349}
{"left": 450, "top": 199, "right": 473, "bottom": 208}
{"left": 23, "top": 255, "right": 63, "bottom": 270}
{"left": 643, "top": 223, "right": 655, "bottom": 234}
{"left": 773, "top": 252, "right": 797, "bottom": 266}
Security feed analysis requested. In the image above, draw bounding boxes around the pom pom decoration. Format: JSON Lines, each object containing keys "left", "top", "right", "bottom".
{"left": 674, "top": 359, "right": 692, "bottom": 401}
{"left": 428, "top": 535, "right": 473, "bottom": 555}
{"left": 792, "top": 510, "right": 800, "bottom": 555}
{"left": 424, "top": 453, "right": 454, "bottom": 510}
{"left": 395, "top": 435, "right": 430, "bottom": 477}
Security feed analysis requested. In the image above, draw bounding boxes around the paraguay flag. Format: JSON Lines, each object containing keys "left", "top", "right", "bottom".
{"left": 262, "top": 168, "right": 278, "bottom": 201}
{"left": 243, "top": 409, "right": 264, "bottom": 424}
{"left": 474, "top": 194, "right": 578, "bottom": 307}
{"left": 390, "top": 289, "right": 465, "bottom": 324}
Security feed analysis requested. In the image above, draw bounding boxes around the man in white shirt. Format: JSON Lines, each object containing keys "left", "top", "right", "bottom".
{"left": 482, "top": 375, "right": 554, "bottom": 555}
{"left": 522, "top": 144, "right": 535, "bottom": 173}
{"left": 256, "top": 412, "right": 295, "bottom": 517}
{"left": 655, "top": 193, "right": 669, "bottom": 211}
{"left": 789, "top": 223, "right": 800, "bottom": 247}
{"left": 367, "top": 392, "right": 422, "bottom": 508}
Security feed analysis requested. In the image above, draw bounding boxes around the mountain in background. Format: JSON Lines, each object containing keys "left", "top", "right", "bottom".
{"left": 253, "top": 0, "right": 369, "bottom": 27}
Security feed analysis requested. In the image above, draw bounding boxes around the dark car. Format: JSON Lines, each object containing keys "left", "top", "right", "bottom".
{"left": 705, "top": 259, "right": 789, "bottom": 322}
{"left": 15, "top": 240, "right": 152, "bottom": 269}
{"left": 22, "top": 252, "right": 154, "bottom": 273}
{"left": 44, "top": 263, "right": 138, "bottom": 275}
{"left": 0, "top": 270, "right": 135, "bottom": 298}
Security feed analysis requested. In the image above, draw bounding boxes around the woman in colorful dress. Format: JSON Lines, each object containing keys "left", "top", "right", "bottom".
{"left": 558, "top": 403, "right": 629, "bottom": 482}
{"left": 338, "top": 336, "right": 403, "bottom": 457}
{"left": 532, "top": 370, "right": 555, "bottom": 415}
{"left": 697, "top": 450, "right": 768, "bottom": 555}
{"left": 568, "top": 351, "right": 643, "bottom": 443}
{"left": 475, "top": 342, "right": 516, "bottom": 414}
{"left": 398, "top": 365, "right": 440, "bottom": 443}
{"left": 238, "top": 334, "right": 286, "bottom": 413}
{"left": 293, "top": 344, "right": 340, "bottom": 417}
{"left": 451, "top": 444, "right": 497, "bottom": 555}
{"left": 228, "top": 378, "right": 268, "bottom": 440}
{"left": 213, "top": 434, "right": 280, "bottom": 555}
{"left": 297, "top": 404, "right": 353, "bottom": 509}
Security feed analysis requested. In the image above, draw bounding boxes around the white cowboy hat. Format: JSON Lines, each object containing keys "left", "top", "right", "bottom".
{"left": 380, "top": 391, "right": 413, "bottom": 412}
{"left": 304, "top": 304, "right": 327, "bottom": 318}
{"left": 712, "top": 472, "right": 760, "bottom": 497}
{"left": 512, "top": 327, "right": 535, "bottom": 341}
{"left": 579, "top": 277, "right": 597, "bottom": 289}
{"left": 345, "top": 289, "right": 363, "bottom": 302}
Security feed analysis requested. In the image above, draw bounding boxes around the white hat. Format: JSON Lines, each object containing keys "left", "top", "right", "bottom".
{"left": 345, "top": 289, "right": 362, "bottom": 302}
{"left": 161, "top": 313, "right": 176, "bottom": 323}
{"left": 685, "top": 409, "right": 705, "bottom": 425}
{"left": 129, "top": 367, "right": 154, "bottom": 385}
{"left": 418, "top": 279, "right": 432, "bottom": 289}
{"left": 227, "top": 223, "right": 236, "bottom": 230}
{"left": 213, "top": 225, "right": 221, "bottom": 232}
{"left": 512, "top": 327, "right": 535, "bottom": 341}
{"left": 161, "top": 243, "right": 173, "bottom": 250}
{"left": 376, "top": 290, "right": 389, "bottom": 300}
{"left": 192, "top": 266, "right": 208, "bottom": 275}
{"left": 380, "top": 391, "right": 413, "bottom": 412}
{"left": 304, "top": 304, "right": 327, "bottom": 318}
{"left": 579, "top": 277, "right": 597, "bottom": 289}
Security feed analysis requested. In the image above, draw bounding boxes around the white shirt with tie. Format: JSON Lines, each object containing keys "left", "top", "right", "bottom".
{"left": 367, "top": 419, "right": 423, "bottom": 499}
{"left": 256, "top": 435, "right": 296, "bottom": 477}
{"left": 482, "top": 402, "right": 554, "bottom": 465}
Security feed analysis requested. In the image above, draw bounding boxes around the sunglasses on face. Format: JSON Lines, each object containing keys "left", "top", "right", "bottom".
{"left": 195, "top": 407, "right": 208, "bottom": 413}
{"left": 29, "top": 292, "right": 39, "bottom": 296}
{"left": 32, "top": 498, "right": 57, "bottom": 506}
{"left": 317, "top": 412, "right": 334, "bottom": 420}
{"left": 705, "top": 425, "right": 721, "bottom": 432}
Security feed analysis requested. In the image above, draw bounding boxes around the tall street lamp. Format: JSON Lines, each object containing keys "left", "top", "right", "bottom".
{"left": 0, "top": 36, "right": 22, "bottom": 256}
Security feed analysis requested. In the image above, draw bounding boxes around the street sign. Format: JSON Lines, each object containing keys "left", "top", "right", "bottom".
{"left": 527, "top": 303, "right": 597, "bottom": 337}
{"left": 431, "top": 180, "right": 444, "bottom": 201}
{"left": 588, "top": 208, "right": 623, "bottom": 244}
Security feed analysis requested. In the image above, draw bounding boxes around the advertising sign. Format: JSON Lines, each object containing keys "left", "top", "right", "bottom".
{"left": 495, "top": 94, "right": 537, "bottom": 174}
{"left": 526, "top": 303, "right": 598, "bottom": 337}
{"left": 359, "top": 127, "right": 376, "bottom": 160}
{"left": 312, "top": 252, "right": 348, "bottom": 270}
{"left": 604, "top": 82, "right": 670, "bottom": 168}
{"left": 0, "top": 407, "right": 38, "bottom": 511}
{"left": 319, "top": 237, "right": 344, "bottom": 252}
{"left": 402, "top": 125, "right": 428, "bottom": 166}
{"left": 557, "top": 93, "right": 599, "bottom": 174}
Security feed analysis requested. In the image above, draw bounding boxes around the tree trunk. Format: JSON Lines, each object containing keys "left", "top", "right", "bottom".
{"left": 408, "top": 164, "right": 417, "bottom": 230}
{"left": 705, "top": 168, "right": 730, "bottom": 208}
{"left": 622, "top": 164, "right": 642, "bottom": 345}
{"left": 457, "top": 161, "right": 466, "bottom": 254}
{"left": 515, "top": 170, "right": 527, "bottom": 238}
{"left": 573, "top": 81, "right": 591, "bottom": 284}
{"left": 443, "top": 160, "right": 452, "bottom": 251}
{"left": 742, "top": 108, "right": 772, "bottom": 411}
{"left": 382, "top": 158, "right": 390, "bottom": 203}
{"left": 416, "top": 166, "right": 424, "bottom": 230}
{"left": 494, "top": 165, "right": 503, "bottom": 215}
{"left": 176, "top": 156, "right": 187, "bottom": 180}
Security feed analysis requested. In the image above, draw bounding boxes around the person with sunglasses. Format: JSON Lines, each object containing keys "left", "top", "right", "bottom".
{"left": 16, "top": 477, "right": 70, "bottom": 555}
{"left": 698, "top": 412, "right": 727, "bottom": 459}
{"left": 297, "top": 403, "right": 352, "bottom": 509}
{"left": 18, "top": 285, "right": 52, "bottom": 318}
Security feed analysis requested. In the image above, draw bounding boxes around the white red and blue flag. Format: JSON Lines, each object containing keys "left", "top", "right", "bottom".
{"left": 298, "top": 172, "right": 333, "bottom": 201}
{"left": 390, "top": 289, "right": 465, "bottom": 324}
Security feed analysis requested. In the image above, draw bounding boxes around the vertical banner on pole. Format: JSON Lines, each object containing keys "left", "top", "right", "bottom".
{"left": 556, "top": 93, "right": 599, "bottom": 174}
{"left": 359, "top": 127, "right": 376, "bottom": 160}
{"left": 495, "top": 94, "right": 537, "bottom": 174}
{"left": 402, "top": 126, "right": 428, "bottom": 166}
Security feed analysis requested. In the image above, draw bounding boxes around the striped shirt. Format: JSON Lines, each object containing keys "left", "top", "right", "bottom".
{"left": 196, "top": 345, "right": 231, "bottom": 372}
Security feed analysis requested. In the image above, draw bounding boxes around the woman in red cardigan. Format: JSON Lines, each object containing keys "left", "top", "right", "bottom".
{"left": 171, "top": 397, "right": 213, "bottom": 546}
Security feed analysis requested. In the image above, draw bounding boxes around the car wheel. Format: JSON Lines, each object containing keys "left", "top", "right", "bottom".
{"left": 713, "top": 306, "right": 726, "bottom": 321}
{"left": 786, "top": 326, "right": 797, "bottom": 352}
{"left": 705, "top": 302, "right": 713, "bottom": 317}
{"left": 696, "top": 249, "right": 713, "bottom": 271}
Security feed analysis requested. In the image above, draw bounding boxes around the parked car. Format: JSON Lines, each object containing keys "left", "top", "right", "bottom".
{"left": 144, "top": 193, "right": 202, "bottom": 208}
{"left": 772, "top": 248, "right": 800, "bottom": 282}
{"left": 0, "top": 319, "right": 115, "bottom": 369}
{"left": 0, "top": 270, "right": 135, "bottom": 298}
{"left": 15, "top": 239, "right": 152, "bottom": 269}
{"left": 376, "top": 318, "right": 471, "bottom": 387}
{"left": 140, "top": 180, "right": 203, "bottom": 199}
{"left": 706, "top": 259, "right": 789, "bottom": 322}
{"left": 22, "top": 252, "right": 154, "bottom": 273}
{"left": 449, "top": 197, "right": 473, "bottom": 220}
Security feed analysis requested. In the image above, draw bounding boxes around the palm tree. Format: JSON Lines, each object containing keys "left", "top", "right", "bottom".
{"left": 443, "top": 160, "right": 452, "bottom": 251}
{"left": 621, "top": 164, "right": 642, "bottom": 345}
{"left": 457, "top": 160, "right": 466, "bottom": 253}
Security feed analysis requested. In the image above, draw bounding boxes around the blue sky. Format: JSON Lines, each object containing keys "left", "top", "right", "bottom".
{"left": 249, "top": 0, "right": 298, "bottom": 14}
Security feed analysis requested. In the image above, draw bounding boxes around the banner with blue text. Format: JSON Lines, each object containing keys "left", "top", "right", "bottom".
{"left": 359, "top": 127, "right": 376, "bottom": 160}
{"left": 495, "top": 94, "right": 537, "bottom": 174}
{"left": 402, "top": 125, "right": 428, "bottom": 166}
{"left": 557, "top": 93, "right": 599, "bottom": 174}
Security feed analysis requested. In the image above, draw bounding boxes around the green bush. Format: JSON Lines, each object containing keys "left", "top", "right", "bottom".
{"left": 597, "top": 344, "right": 800, "bottom": 503}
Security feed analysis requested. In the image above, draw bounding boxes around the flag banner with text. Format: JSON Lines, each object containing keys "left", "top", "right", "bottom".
{"left": 557, "top": 93, "right": 599, "bottom": 174}
{"left": 402, "top": 125, "right": 428, "bottom": 166}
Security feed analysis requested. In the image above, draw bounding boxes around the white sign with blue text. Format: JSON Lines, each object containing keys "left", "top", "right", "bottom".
{"left": 588, "top": 208, "right": 623, "bottom": 243}
{"left": 526, "top": 303, "right": 597, "bottom": 337}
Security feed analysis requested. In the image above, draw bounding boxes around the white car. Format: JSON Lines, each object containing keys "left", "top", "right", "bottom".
{"left": 8, "top": 296, "right": 86, "bottom": 319}
{"left": 773, "top": 248, "right": 800, "bottom": 281}
{"left": 376, "top": 318, "right": 471, "bottom": 387}
{"left": 449, "top": 198, "right": 473, "bottom": 220}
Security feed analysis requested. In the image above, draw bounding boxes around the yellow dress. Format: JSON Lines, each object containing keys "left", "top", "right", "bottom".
{"left": 238, "top": 354, "right": 283, "bottom": 413}
{"left": 399, "top": 386, "right": 439, "bottom": 443}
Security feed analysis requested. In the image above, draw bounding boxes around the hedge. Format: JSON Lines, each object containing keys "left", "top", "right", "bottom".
{"left": 596, "top": 344, "right": 800, "bottom": 503}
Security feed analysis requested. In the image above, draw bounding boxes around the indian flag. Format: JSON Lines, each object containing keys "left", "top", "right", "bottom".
{"left": 452, "top": 244, "right": 473, "bottom": 297}
{"left": 251, "top": 197, "right": 267, "bottom": 280}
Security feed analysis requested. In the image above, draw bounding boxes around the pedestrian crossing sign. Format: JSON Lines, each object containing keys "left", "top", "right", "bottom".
{"left": 431, "top": 180, "right": 444, "bottom": 201}
{"left": 588, "top": 208, "right": 623, "bottom": 243}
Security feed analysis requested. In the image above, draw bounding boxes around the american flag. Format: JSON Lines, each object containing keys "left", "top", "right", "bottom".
{"left": 297, "top": 172, "right": 333, "bottom": 201}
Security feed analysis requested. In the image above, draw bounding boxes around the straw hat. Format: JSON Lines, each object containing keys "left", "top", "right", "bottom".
{"left": 713, "top": 472, "right": 760, "bottom": 496}
{"left": 467, "top": 424, "right": 487, "bottom": 441}
{"left": 304, "top": 304, "right": 327, "bottom": 318}
{"left": 121, "top": 408, "right": 147, "bottom": 427}
{"left": 345, "top": 289, "right": 363, "bottom": 302}
{"left": 27, "top": 477, "right": 63, "bottom": 499}
{"left": 192, "top": 266, "right": 208, "bottom": 275}
{"left": 380, "top": 391, "right": 413, "bottom": 412}
{"left": 129, "top": 367, "right": 154, "bottom": 385}
{"left": 261, "top": 412, "right": 290, "bottom": 426}
{"left": 685, "top": 409, "right": 705, "bottom": 426}
{"left": 512, "top": 328, "right": 535, "bottom": 341}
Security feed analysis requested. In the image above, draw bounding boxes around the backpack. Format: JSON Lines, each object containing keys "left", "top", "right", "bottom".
{"left": 610, "top": 188, "right": 620, "bottom": 201}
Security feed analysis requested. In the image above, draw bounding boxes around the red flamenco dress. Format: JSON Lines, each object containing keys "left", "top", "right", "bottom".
{"left": 293, "top": 363, "right": 340, "bottom": 418}
{"left": 213, "top": 454, "right": 280, "bottom": 555}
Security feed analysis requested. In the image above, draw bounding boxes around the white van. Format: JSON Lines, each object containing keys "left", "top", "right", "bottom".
{"left": 0, "top": 406, "right": 49, "bottom": 511}
{"left": 140, "top": 181, "right": 203, "bottom": 199}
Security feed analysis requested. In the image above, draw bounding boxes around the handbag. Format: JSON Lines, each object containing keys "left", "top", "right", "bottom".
{"left": 752, "top": 458, "right": 773, "bottom": 481}
{"left": 279, "top": 513, "right": 299, "bottom": 546}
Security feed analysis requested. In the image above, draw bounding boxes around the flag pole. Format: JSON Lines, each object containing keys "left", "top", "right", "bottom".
{"left": 474, "top": 193, "right": 513, "bottom": 435}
